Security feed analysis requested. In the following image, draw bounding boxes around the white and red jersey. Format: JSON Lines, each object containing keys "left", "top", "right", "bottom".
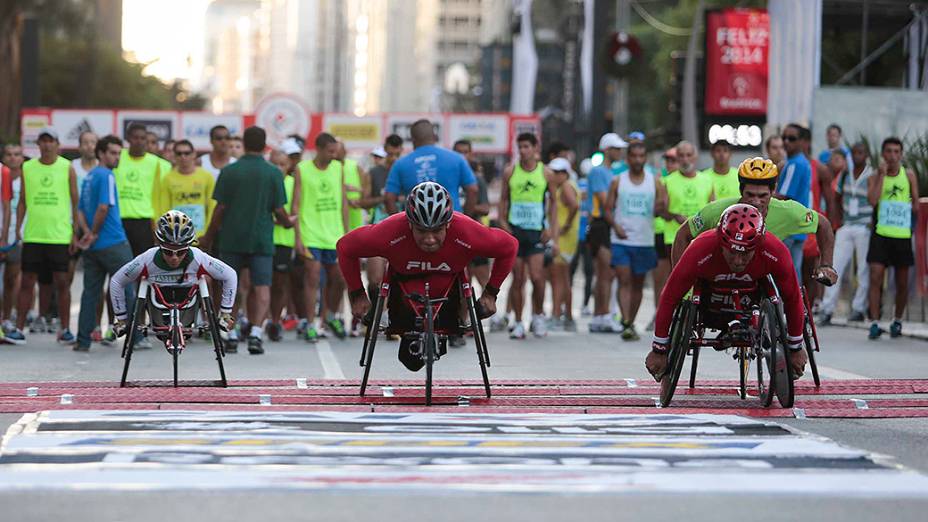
{"left": 654, "top": 230, "right": 804, "bottom": 346}
{"left": 336, "top": 212, "right": 517, "bottom": 295}
{"left": 110, "top": 247, "right": 237, "bottom": 320}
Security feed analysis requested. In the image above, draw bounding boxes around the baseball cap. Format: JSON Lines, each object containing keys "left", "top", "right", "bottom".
{"left": 37, "top": 127, "right": 59, "bottom": 142}
{"left": 548, "top": 157, "right": 575, "bottom": 176}
{"left": 370, "top": 146, "right": 387, "bottom": 159}
{"left": 598, "top": 132, "right": 628, "bottom": 150}
{"left": 280, "top": 137, "right": 303, "bottom": 156}
{"left": 628, "top": 131, "right": 646, "bottom": 142}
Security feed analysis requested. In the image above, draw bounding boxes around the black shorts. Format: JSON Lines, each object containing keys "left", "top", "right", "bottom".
{"left": 122, "top": 218, "right": 154, "bottom": 256}
{"left": 386, "top": 280, "right": 462, "bottom": 333}
{"left": 273, "top": 245, "right": 293, "bottom": 273}
{"left": 470, "top": 256, "right": 490, "bottom": 267}
{"left": 866, "top": 234, "right": 914, "bottom": 267}
{"left": 511, "top": 226, "right": 545, "bottom": 258}
{"left": 654, "top": 233, "right": 668, "bottom": 259}
{"left": 587, "top": 218, "right": 611, "bottom": 255}
{"left": 22, "top": 243, "right": 70, "bottom": 276}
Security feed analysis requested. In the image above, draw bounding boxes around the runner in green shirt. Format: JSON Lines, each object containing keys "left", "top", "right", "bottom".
{"left": 672, "top": 157, "right": 838, "bottom": 287}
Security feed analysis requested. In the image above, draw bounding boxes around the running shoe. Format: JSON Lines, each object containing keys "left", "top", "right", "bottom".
{"left": 2, "top": 328, "right": 26, "bottom": 345}
{"left": 267, "top": 322, "right": 283, "bottom": 342}
{"left": 604, "top": 316, "right": 625, "bottom": 334}
{"left": 563, "top": 318, "right": 577, "bottom": 332}
{"left": 848, "top": 310, "right": 866, "bottom": 322}
{"left": 449, "top": 335, "right": 466, "bottom": 348}
{"left": 867, "top": 322, "right": 883, "bottom": 340}
{"left": 509, "top": 323, "right": 526, "bottom": 339}
{"left": 816, "top": 313, "right": 832, "bottom": 326}
{"left": 91, "top": 327, "right": 103, "bottom": 343}
{"left": 326, "top": 317, "right": 347, "bottom": 339}
{"left": 489, "top": 314, "right": 509, "bottom": 332}
{"left": 73, "top": 343, "right": 90, "bottom": 352}
{"left": 57, "top": 329, "right": 76, "bottom": 345}
{"left": 247, "top": 335, "right": 264, "bottom": 354}
{"left": 222, "top": 330, "right": 237, "bottom": 353}
{"left": 30, "top": 316, "right": 47, "bottom": 334}
{"left": 282, "top": 315, "right": 299, "bottom": 331}
{"left": 531, "top": 314, "right": 548, "bottom": 337}
{"left": 890, "top": 320, "right": 903, "bottom": 338}
{"left": 135, "top": 336, "right": 153, "bottom": 350}
{"left": 101, "top": 328, "right": 117, "bottom": 345}
{"left": 621, "top": 323, "right": 640, "bottom": 341}
{"left": 547, "top": 316, "right": 563, "bottom": 331}
{"left": 305, "top": 326, "right": 319, "bottom": 344}
{"left": 296, "top": 318, "right": 308, "bottom": 339}
{"left": 350, "top": 317, "right": 361, "bottom": 338}
{"left": 588, "top": 316, "right": 603, "bottom": 333}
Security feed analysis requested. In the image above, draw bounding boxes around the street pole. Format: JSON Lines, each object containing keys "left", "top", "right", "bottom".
{"left": 613, "top": 0, "right": 629, "bottom": 136}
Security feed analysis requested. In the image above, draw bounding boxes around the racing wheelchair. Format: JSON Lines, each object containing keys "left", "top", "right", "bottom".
{"left": 660, "top": 275, "right": 820, "bottom": 408}
{"left": 119, "top": 275, "right": 229, "bottom": 387}
{"left": 358, "top": 265, "right": 492, "bottom": 405}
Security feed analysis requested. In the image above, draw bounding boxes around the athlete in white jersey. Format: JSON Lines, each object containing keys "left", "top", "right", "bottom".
{"left": 603, "top": 142, "right": 667, "bottom": 341}
{"left": 198, "top": 125, "right": 236, "bottom": 180}
{"left": 110, "top": 211, "right": 237, "bottom": 333}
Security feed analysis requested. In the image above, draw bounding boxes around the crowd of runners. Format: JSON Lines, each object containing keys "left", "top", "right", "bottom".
{"left": 0, "top": 118, "right": 919, "bottom": 353}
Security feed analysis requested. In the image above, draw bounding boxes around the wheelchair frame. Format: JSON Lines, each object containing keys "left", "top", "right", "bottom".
{"left": 119, "top": 275, "right": 228, "bottom": 388}
{"left": 660, "top": 275, "right": 800, "bottom": 408}
{"left": 358, "top": 266, "right": 491, "bottom": 405}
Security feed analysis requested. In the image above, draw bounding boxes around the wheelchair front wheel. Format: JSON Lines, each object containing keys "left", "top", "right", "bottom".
{"left": 660, "top": 301, "right": 695, "bottom": 408}
{"left": 755, "top": 301, "right": 777, "bottom": 407}
{"left": 804, "top": 314, "right": 821, "bottom": 387}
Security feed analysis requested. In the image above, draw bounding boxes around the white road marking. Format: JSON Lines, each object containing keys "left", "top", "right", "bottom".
{"left": 315, "top": 340, "right": 345, "bottom": 380}
{"left": 817, "top": 365, "right": 869, "bottom": 380}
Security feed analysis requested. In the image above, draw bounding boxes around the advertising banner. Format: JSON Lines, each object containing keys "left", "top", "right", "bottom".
{"left": 51, "top": 110, "right": 115, "bottom": 149}
{"left": 322, "top": 113, "right": 382, "bottom": 151}
{"left": 19, "top": 108, "right": 52, "bottom": 156}
{"left": 446, "top": 113, "right": 509, "bottom": 154}
{"left": 704, "top": 8, "right": 769, "bottom": 116}
{"left": 384, "top": 113, "right": 445, "bottom": 150}
{"left": 253, "top": 93, "right": 312, "bottom": 148}
{"left": 117, "top": 110, "right": 180, "bottom": 141}
{"left": 180, "top": 113, "right": 244, "bottom": 150}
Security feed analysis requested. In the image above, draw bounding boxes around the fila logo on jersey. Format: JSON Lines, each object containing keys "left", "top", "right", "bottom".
{"left": 713, "top": 273, "right": 753, "bottom": 282}
{"left": 406, "top": 261, "right": 452, "bottom": 272}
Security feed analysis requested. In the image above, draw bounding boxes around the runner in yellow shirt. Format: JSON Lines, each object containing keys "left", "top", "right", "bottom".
{"left": 157, "top": 140, "right": 215, "bottom": 237}
{"left": 700, "top": 141, "right": 740, "bottom": 201}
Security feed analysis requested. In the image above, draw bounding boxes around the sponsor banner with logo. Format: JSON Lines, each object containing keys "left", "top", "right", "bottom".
{"left": 321, "top": 114, "right": 383, "bottom": 151}
{"left": 253, "top": 93, "right": 312, "bottom": 148}
{"left": 19, "top": 108, "right": 52, "bottom": 157}
{"left": 51, "top": 110, "right": 116, "bottom": 149}
{"left": 117, "top": 110, "right": 180, "bottom": 142}
{"left": 180, "top": 113, "right": 245, "bottom": 151}
{"left": 383, "top": 113, "right": 445, "bottom": 150}
{"left": 510, "top": 116, "right": 543, "bottom": 156}
{"left": 446, "top": 113, "right": 510, "bottom": 154}
{"left": 704, "top": 8, "right": 769, "bottom": 116}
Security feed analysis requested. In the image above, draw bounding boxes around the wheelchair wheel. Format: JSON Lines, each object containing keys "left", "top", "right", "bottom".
{"left": 119, "top": 296, "right": 147, "bottom": 387}
{"left": 688, "top": 346, "right": 700, "bottom": 389}
{"left": 466, "top": 292, "right": 491, "bottom": 398}
{"left": 755, "top": 301, "right": 777, "bottom": 407}
{"left": 171, "top": 326, "right": 181, "bottom": 387}
{"left": 660, "top": 301, "right": 695, "bottom": 408}
{"left": 738, "top": 346, "right": 749, "bottom": 400}
{"left": 771, "top": 300, "right": 795, "bottom": 408}
{"left": 803, "top": 313, "right": 821, "bottom": 387}
{"left": 359, "top": 288, "right": 385, "bottom": 397}
{"left": 424, "top": 330, "right": 438, "bottom": 406}
{"left": 201, "top": 294, "right": 228, "bottom": 387}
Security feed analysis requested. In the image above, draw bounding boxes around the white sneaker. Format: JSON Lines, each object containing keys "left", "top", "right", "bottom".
{"left": 489, "top": 314, "right": 509, "bottom": 332}
{"left": 510, "top": 323, "right": 526, "bottom": 339}
{"left": 531, "top": 314, "right": 548, "bottom": 337}
{"left": 604, "top": 316, "right": 625, "bottom": 333}
{"left": 588, "top": 315, "right": 603, "bottom": 333}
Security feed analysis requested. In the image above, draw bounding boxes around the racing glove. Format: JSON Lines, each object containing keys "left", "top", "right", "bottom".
{"left": 113, "top": 319, "right": 128, "bottom": 338}
{"left": 218, "top": 312, "right": 234, "bottom": 332}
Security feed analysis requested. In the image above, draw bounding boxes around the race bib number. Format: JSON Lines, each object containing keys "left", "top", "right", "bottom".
{"left": 620, "top": 192, "right": 653, "bottom": 217}
{"left": 510, "top": 202, "right": 544, "bottom": 229}
{"left": 878, "top": 200, "right": 911, "bottom": 230}
{"left": 177, "top": 204, "right": 206, "bottom": 233}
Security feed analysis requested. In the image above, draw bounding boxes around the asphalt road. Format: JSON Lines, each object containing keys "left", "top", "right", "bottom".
{"left": 1, "top": 306, "right": 927, "bottom": 521}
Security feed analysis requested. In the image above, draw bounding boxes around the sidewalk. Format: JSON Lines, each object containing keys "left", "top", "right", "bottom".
{"left": 828, "top": 316, "right": 928, "bottom": 341}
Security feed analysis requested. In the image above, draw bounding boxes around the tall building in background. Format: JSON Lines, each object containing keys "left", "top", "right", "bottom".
{"left": 201, "top": 0, "right": 261, "bottom": 113}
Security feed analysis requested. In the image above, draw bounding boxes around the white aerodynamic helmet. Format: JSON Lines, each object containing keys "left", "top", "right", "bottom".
{"left": 406, "top": 181, "right": 454, "bottom": 230}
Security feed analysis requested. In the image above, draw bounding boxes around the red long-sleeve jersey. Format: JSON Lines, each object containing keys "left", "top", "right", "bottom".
{"left": 654, "top": 230, "right": 804, "bottom": 347}
{"left": 336, "top": 212, "right": 518, "bottom": 295}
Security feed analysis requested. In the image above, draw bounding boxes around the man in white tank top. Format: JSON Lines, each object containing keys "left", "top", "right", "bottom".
{"left": 603, "top": 142, "right": 668, "bottom": 342}
{"left": 71, "top": 131, "right": 98, "bottom": 198}
{"left": 198, "top": 125, "right": 236, "bottom": 180}
{"left": 0, "top": 144, "right": 26, "bottom": 343}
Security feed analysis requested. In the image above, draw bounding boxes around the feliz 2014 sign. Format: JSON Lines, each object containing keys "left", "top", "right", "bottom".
{"left": 704, "top": 8, "right": 769, "bottom": 116}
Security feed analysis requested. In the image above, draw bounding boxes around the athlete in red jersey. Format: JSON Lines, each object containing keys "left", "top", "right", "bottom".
{"left": 337, "top": 182, "right": 517, "bottom": 323}
{"left": 646, "top": 204, "right": 808, "bottom": 380}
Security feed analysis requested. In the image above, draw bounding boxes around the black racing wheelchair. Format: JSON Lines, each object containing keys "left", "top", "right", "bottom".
{"left": 119, "top": 275, "right": 229, "bottom": 387}
{"left": 358, "top": 265, "right": 492, "bottom": 405}
{"left": 660, "top": 275, "right": 821, "bottom": 408}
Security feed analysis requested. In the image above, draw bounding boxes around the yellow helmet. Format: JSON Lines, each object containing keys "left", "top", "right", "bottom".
{"left": 737, "top": 157, "right": 778, "bottom": 185}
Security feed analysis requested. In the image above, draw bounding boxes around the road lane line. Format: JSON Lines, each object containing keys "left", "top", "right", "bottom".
{"left": 316, "top": 340, "right": 345, "bottom": 380}
{"left": 817, "top": 365, "right": 869, "bottom": 380}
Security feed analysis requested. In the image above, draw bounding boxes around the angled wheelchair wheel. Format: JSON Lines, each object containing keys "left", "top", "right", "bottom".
{"left": 688, "top": 346, "right": 700, "bottom": 389}
{"left": 200, "top": 294, "right": 228, "bottom": 387}
{"left": 660, "top": 301, "right": 695, "bottom": 408}
{"left": 738, "top": 346, "right": 749, "bottom": 400}
{"left": 803, "top": 313, "right": 821, "bottom": 387}
{"left": 359, "top": 288, "right": 385, "bottom": 397}
{"left": 771, "top": 300, "right": 795, "bottom": 408}
{"left": 755, "top": 301, "right": 776, "bottom": 407}
{"left": 466, "top": 292, "right": 491, "bottom": 398}
{"left": 171, "top": 325, "right": 181, "bottom": 387}
{"left": 119, "top": 296, "right": 147, "bottom": 387}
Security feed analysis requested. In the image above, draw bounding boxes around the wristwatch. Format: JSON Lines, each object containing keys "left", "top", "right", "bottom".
{"left": 483, "top": 284, "right": 500, "bottom": 298}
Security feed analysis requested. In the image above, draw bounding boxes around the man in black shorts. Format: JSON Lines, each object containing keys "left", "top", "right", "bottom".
{"left": 16, "top": 128, "right": 79, "bottom": 344}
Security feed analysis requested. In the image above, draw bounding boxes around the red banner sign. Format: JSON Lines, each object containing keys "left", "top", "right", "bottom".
{"left": 704, "top": 8, "right": 769, "bottom": 116}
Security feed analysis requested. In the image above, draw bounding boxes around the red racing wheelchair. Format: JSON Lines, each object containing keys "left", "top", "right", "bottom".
{"left": 661, "top": 275, "right": 819, "bottom": 408}
{"left": 358, "top": 265, "right": 492, "bottom": 405}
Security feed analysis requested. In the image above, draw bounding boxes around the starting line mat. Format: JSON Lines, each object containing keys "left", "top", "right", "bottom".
{"left": 1, "top": 410, "right": 927, "bottom": 494}
{"left": 2, "top": 379, "right": 928, "bottom": 418}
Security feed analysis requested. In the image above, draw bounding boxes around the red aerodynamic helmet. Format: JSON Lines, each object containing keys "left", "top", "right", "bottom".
{"left": 717, "top": 203, "right": 765, "bottom": 252}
